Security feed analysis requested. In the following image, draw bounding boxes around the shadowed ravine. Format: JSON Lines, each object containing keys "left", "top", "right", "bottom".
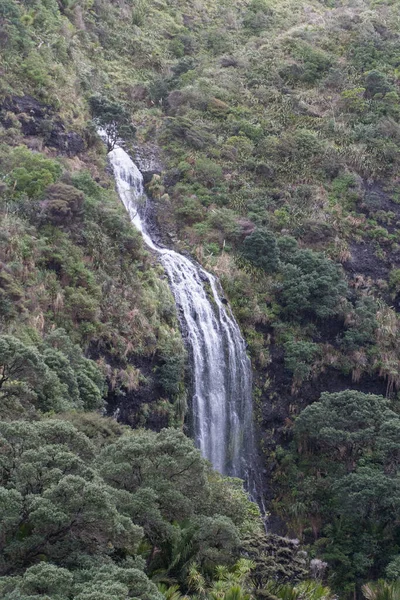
{"left": 107, "top": 143, "right": 257, "bottom": 486}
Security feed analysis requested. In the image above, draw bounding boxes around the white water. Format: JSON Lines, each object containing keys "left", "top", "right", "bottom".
{"left": 108, "top": 144, "right": 255, "bottom": 479}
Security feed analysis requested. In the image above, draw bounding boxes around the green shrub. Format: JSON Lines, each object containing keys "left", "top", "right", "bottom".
{"left": 193, "top": 158, "right": 223, "bottom": 187}
{"left": 5, "top": 147, "right": 61, "bottom": 198}
{"left": 242, "top": 228, "right": 279, "bottom": 272}
{"left": 277, "top": 237, "right": 347, "bottom": 319}
{"left": 157, "top": 327, "right": 186, "bottom": 398}
{"left": 284, "top": 340, "right": 320, "bottom": 382}
{"left": 64, "top": 287, "right": 99, "bottom": 323}
{"left": 41, "top": 183, "right": 84, "bottom": 224}
{"left": 341, "top": 296, "right": 378, "bottom": 350}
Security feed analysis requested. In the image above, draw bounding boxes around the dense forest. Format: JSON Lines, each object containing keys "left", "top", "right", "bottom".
{"left": 1, "top": 0, "right": 400, "bottom": 597}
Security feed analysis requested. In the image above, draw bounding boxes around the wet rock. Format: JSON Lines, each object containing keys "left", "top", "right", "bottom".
{"left": 199, "top": 271, "right": 209, "bottom": 283}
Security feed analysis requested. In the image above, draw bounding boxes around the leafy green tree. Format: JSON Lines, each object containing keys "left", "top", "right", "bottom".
{"left": 284, "top": 340, "right": 320, "bottom": 383}
{"left": 90, "top": 95, "right": 135, "bottom": 151}
{"left": 277, "top": 237, "right": 346, "bottom": 319}
{"left": 242, "top": 229, "right": 279, "bottom": 273}
{"left": 96, "top": 428, "right": 254, "bottom": 578}
{"left": 0, "top": 420, "right": 142, "bottom": 576}
{"left": 0, "top": 332, "right": 105, "bottom": 417}
{"left": 0, "top": 420, "right": 256, "bottom": 599}
{"left": 0, "top": 335, "right": 46, "bottom": 393}
{"left": 275, "top": 391, "right": 400, "bottom": 594}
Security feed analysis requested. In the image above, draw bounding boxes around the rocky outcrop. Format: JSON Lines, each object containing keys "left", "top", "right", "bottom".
{"left": 1, "top": 95, "right": 84, "bottom": 156}
{"left": 133, "top": 141, "right": 163, "bottom": 181}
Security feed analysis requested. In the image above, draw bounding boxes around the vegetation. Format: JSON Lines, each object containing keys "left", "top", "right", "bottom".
{"left": 0, "top": 420, "right": 259, "bottom": 599}
{"left": 273, "top": 390, "right": 400, "bottom": 596}
{"left": 1, "top": 0, "right": 400, "bottom": 596}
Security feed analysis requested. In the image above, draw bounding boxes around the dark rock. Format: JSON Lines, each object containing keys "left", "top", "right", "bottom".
{"left": 1, "top": 95, "right": 85, "bottom": 156}
{"left": 199, "top": 271, "right": 209, "bottom": 283}
{"left": 163, "top": 168, "right": 182, "bottom": 187}
{"left": 142, "top": 170, "right": 161, "bottom": 185}
{"left": 344, "top": 241, "right": 389, "bottom": 279}
{"left": 48, "top": 129, "right": 85, "bottom": 155}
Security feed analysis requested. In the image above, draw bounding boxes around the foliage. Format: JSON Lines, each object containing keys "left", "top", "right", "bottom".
{"left": 4, "top": 146, "right": 62, "bottom": 198}
{"left": 0, "top": 331, "right": 104, "bottom": 415}
{"left": 242, "top": 229, "right": 279, "bottom": 273}
{"left": 0, "top": 420, "right": 258, "bottom": 598}
{"left": 363, "top": 580, "right": 400, "bottom": 600}
{"left": 2, "top": 0, "right": 400, "bottom": 595}
{"left": 274, "top": 390, "right": 400, "bottom": 594}
{"left": 277, "top": 238, "right": 347, "bottom": 319}
{"left": 89, "top": 95, "right": 136, "bottom": 151}
{"left": 284, "top": 340, "right": 320, "bottom": 383}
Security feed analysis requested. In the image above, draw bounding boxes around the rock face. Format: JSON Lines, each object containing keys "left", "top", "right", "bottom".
{"left": 133, "top": 142, "right": 163, "bottom": 180}
{"left": 1, "top": 95, "right": 85, "bottom": 156}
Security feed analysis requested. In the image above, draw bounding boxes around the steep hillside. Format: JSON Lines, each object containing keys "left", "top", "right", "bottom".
{"left": 2, "top": 0, "right": 400, "bottom": 597}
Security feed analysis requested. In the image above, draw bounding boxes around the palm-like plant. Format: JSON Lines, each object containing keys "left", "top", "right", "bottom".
{"left": 187, "top": 559, "right": 255, "bottom": 600}
{"left": 265, "top": 580, "right": 333, "bottom": 600}
{"left": 363, "top": 580, "right": 400, "bottom": 600}
{"left": 157, "top": 583, "right": 190, "bottom": 600}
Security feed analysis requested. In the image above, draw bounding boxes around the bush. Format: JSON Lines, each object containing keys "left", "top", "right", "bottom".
{"left": 41, "top": 183, "right": 84, "bottom": 224}
{"left": 193, "top": 158, "right": 223, "bottom": 187}
{"left": 242, "top": 228, "right": 279, "bottom": 272}
{"left": 284, "top": 340, "right": 320, "bottom": 382}
{"left": 364, "top": 70, "right": 393, "bottom": 99}
{"left": 277, "top": 237, "right": 347, "bottom": 319}
{"left": 157, "top": 327, "right": 187, "bottom": 398}
{"left": 341, "top": 296, "right": 378, "bottom": 349}
{"left": 5, "top": 147, "right": 61, "bottom": 198}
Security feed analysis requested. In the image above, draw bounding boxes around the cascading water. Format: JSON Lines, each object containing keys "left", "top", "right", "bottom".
{"left": 107, "top": 143, "right": 255, "bottom": 482}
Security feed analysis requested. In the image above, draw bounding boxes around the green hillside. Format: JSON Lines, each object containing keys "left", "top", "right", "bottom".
{"left": 1, "top": 0, "right": 400, "bottom": 597}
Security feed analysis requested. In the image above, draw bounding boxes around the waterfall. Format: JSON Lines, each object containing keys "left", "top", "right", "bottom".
{"left": 107, "top": 144, "right": 255, "bottom": 481}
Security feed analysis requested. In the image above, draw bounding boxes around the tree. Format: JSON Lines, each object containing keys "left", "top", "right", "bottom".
{"left": 0, "top": 333, "right": 105, "bottom": 417}
{"left": 284, "top": 340, "right": 320, "bottom": 384}
{"left": 89, "top": 95, "right": 135, "bottom": 151}
{"left": 96, "top": 428, "right": 255, "bottom": 577}
{"left": 277, "top": 237, "right": 347, "bottom": 319}
{"left": 0, "top": 335, "right": 46, "bottom": 392}
{"left": 275, "top": 391, "right": 400, "bottom": 594}
{"left": 0, "top": 421, "right": 257, "bottom": 599}
{"left": 242, "top": 229, "right": 279, "bottom": 273}
{"left": 0, "top": 420, "right": 141, "bottom": 576}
